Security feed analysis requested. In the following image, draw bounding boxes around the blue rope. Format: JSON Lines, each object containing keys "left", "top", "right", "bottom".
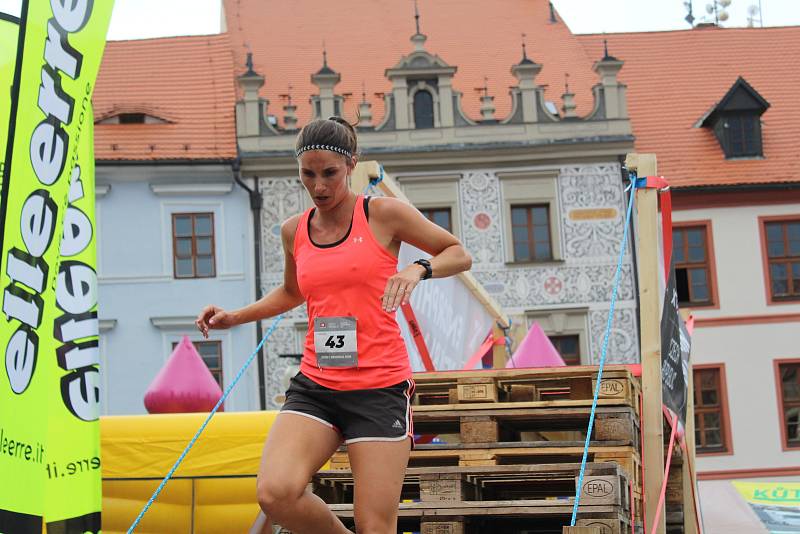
{"left": 570, "top": 172, "right": 640, "bottom": 525}
{"left": 127, "top": 314, "right": 285, "bottom": 533}
{"left": 362, "top": 164, "right": 385, "bottom": 195}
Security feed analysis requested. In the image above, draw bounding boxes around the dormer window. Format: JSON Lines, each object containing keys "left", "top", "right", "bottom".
{"left": 697, "top": 77, "right": 769, "bottom": 159}
{"left": 95, "top": 107, "right": 173, "bottom": 125}
{"left": 119, "top": 113, "right": 146, "bottom": 124}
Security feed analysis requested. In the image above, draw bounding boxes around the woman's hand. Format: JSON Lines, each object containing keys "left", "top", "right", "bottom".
{"left": 195, "top": 305, "right": 238, "bottom": 338}
{"left": 382, "top": 264, "right": 426, "bottom": 312}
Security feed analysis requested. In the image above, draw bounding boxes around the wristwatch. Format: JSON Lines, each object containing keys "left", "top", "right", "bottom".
{"left": 413, "top": 259, "right": 432, "bottom": 280}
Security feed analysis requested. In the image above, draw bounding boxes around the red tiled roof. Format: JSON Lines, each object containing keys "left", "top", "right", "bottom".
{"left": 222, "top": 0, "right": 601, "bottom": 126}
{"left": 93, "top": 34, "right": 237, "bottom": 161}
{"left": 579, "top": 26, "right": 800, "bottom": 188}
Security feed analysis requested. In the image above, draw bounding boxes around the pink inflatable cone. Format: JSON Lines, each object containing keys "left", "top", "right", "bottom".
{"left": 144, "top": 335, "right": 224, "bottom": 413}
{"left": 506, "top": 322, "right": 566, "bottom": 368}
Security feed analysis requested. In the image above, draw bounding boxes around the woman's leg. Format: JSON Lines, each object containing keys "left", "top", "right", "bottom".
{"left": 256, "top": 412, "right": 352, "bottom": 534}
{"left": 348, "top": 438, "right": 412, "bottom": 534}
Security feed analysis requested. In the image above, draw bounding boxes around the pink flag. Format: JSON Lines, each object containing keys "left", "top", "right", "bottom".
{"left": 144, "top": 335, "right": 224, "bottom": 413}
{"left": 506, "top": 322, "right": 566, "bottom": 368}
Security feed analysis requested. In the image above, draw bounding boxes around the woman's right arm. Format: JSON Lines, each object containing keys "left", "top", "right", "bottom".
{"left": 196, "top": 215, "right": 304, "bottom": 338}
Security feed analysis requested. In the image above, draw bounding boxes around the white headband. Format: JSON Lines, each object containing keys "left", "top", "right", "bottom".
{"left": 295, "top": 144, "right": 353, "bottom": 159}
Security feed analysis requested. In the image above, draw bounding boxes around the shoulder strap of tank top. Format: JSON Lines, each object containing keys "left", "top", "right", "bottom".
{"left": 293, "top": 207, "right": 314, "bottom": 256}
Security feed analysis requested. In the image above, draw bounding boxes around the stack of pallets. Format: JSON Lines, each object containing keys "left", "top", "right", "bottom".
{"left": 312, "top": 366, "right": 644, "bottom": 534}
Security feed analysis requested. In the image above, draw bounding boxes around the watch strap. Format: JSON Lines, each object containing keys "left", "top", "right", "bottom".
{"left": 414, "top": 259, "right": 432, "bottom": 280}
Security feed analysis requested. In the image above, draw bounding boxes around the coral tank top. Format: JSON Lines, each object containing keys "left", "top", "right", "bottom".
{"left": 293, "top": 195, "right": 411, "bottom": 390}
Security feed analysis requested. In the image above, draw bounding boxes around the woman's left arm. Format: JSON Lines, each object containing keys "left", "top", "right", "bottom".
{"left": 373, "top": 197, "right": 472, "bottom": 312}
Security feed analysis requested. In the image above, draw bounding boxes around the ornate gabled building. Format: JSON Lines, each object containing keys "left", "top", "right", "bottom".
{"left": 227, "top": 0, "right": 640, "bottom": 407}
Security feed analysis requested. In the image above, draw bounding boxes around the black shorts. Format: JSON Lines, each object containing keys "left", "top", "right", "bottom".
{"left": 280, "top": 372, "right": 415, "bottom": 447}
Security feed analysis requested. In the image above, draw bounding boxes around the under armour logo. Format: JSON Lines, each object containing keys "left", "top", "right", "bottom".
{"left": 353, "top": 236, "right": 363, "bottom": 243}
{"left": 392, "top": 419, "right": 403, "bottom": 430}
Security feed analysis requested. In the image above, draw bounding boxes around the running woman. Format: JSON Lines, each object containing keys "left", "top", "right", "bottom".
{"left": 196, "top": 116, "right": 472, "bottom": 534}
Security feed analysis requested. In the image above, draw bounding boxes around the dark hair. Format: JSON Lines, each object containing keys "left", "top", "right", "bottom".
{"left": 295, "top": 116, "right": 359, "bottom": 163}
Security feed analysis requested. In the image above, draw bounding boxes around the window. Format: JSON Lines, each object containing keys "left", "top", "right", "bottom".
{"left": 526, "top": 310, "right": 589, "bottom": 366}
{"left": 725, "top": 114, "right": 760, "bottom": 157}
{"left": 119, "top": 113, "right": 146, "bottom": 124}
{"left": 172, "top": 213, "right": 216, "bottom": 279}
{"left": 763, "top": 219, "right": 800, "bottom": 302}
{"left": 673, "top": 223, "right": 716, "bottom": 307}
{"left": 549, "top": 334, "right": 580, "bottom": 365}
{"left": 693, "top": 365, "right": 731, "bottom": 454}
{"left": 413, "top": 90, "right": 434, "bottom": 129}
{"left": 420, "top": 207, "right": 452, "bottom": 233}
{"left": 173, "top": 340, "right": 223, "bottom": 387}
{"left": 498, "top": 170, "right": 561, "bottom": 263}
{"left": 400, "top": 174, "right": 461, "bottom": 239}
{"left": 511, "top": 204, "right": 552, "bottom": 262}
{"left": 776, "top": 361, "right": 800, "bottom": 449}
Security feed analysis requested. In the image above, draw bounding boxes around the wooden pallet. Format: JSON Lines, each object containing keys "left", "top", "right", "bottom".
{"left": 331, "top": 442, "right": 639, "bottom": 470}
{"left": 412, "top": 404, "right": 639, "bottom": 446}
{"left": 411, "top": 367, "right": 641, "bottom": 412}
{"left": 314, "top": 463, "right": 630, "bottom": 508}
{"left": 323, "top": 501, "right": 631, "bottom": 534}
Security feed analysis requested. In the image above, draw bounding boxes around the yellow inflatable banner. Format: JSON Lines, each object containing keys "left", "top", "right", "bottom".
{"left": 0, "top": 13, "right": 18, "bottom": 184}
{"left": 0, "top": 0, "right": 113, "bottom": 532}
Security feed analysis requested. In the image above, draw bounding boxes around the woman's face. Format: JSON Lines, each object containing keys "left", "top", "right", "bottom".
{"left": 298, "top": 150, "right": 353, "bottom": 209}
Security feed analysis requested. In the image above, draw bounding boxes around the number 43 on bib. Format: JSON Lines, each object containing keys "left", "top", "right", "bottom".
{"left": 314, "top": 316, "right": 358, "bottom": 368}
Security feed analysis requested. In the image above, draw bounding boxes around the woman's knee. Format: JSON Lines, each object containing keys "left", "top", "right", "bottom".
{"left": 256, "top": 476, "right": 305, "bottom": 516}
{"left": 354, "top": 514, "right": 395, "bottom": 534}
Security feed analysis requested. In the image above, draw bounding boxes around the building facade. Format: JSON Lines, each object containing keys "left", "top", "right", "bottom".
{"left": 94, "top": 35, "right": 259, "bottom": 414}
{"left": 581, "top": 25, "right": 800, "bottom": 532}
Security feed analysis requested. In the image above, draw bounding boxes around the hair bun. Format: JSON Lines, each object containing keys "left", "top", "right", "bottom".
{"left": 328, "top": 116, "right": 354, "bottom": 128}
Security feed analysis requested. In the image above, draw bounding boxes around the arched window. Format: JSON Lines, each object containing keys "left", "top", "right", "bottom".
{"left": 413, "top": 90, "right": 434, "bottom": 129}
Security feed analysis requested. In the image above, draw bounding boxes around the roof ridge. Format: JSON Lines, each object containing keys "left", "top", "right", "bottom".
{"left": 107, "top": 32, "right": 229, "bottom": 45}
{"left": 577, "top": 25, "right": 800, "bottom": 38}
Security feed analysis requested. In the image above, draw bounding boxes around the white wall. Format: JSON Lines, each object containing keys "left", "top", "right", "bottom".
{"left": 676, "top": 203, "right": 800, "bottom": 319}
{"left": 675, "top": 201, "right": 800, "bottom": 472}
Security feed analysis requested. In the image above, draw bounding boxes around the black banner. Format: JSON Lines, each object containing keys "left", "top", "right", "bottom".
{"left": 660, "top": 258, "right": 691, "bottom": 426}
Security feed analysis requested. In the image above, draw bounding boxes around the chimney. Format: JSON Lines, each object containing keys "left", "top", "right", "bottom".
{"left": 480, "top": 93, "right": 496, "bottom": 121}
{"left": 357, "top": 84, "right": 373, "bottom": 127}
{"left": 236, "top": 52, "right": 267, "bottom": 137}
{"left": 592, "top": 40, "right": 627, "bottom": 119}
{"left": 310, "top": 49, "right": 343, "bottom": 119}
{"left": 561, "top": 73, "right": 577, "bottom": 118}
{"left": 280, "top": 85, "right": 298, "bottom": 130}
{"left": 511, "top": 42, "right": 544, "bottom": 123}
{"left": 476, "top": 77, "right": 496, "bottom": 121}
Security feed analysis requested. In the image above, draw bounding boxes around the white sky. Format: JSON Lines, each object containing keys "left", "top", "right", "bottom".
{"left": 0, "top": 0, "right": 798, "bottom": 40}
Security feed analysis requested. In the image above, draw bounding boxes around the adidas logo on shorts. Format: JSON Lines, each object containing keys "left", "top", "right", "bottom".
{"left": 392, "top": 419, "right": 403, "bottom": 430}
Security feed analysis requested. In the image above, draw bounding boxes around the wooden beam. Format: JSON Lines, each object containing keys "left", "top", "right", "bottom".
{"left": 353, "top": 161, "right": 510, "bottom": 329}
{"left": 492, "top": 323, "right": 508, "bottom": 369}
{"left": 625, "top": 153, "right": 666, "bottom": 534}
{"left": 682, "top": 354, "right": 700, "bottom": 534}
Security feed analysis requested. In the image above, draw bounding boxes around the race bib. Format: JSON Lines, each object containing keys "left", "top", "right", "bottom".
{"left": 314, "top": 316, "right": 358, "bottom": 368}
